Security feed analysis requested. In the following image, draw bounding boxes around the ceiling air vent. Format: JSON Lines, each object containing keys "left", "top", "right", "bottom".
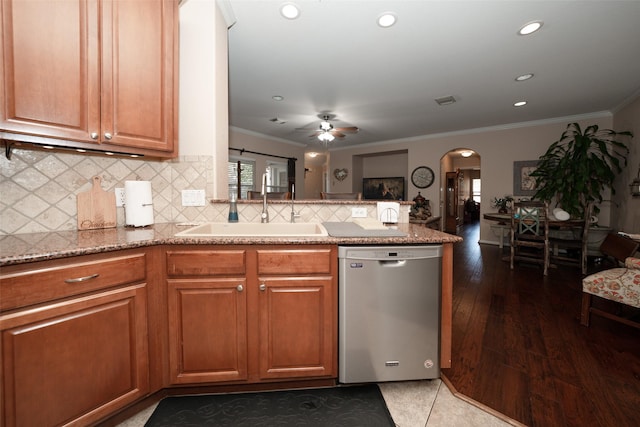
{"left": 435, "top": 96, "right": 456, "bottom": 106}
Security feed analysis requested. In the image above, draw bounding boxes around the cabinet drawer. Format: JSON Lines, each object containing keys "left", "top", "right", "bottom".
{"left": 257, "top": 249, "right": 332, "bottom": 275}
{"left": 0, "top": 253, "right": 146, "bottom": 311}
{"left": 166, "top": 250, "right": 246, "bottom": 277}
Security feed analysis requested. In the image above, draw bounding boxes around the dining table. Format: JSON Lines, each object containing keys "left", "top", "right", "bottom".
{"left": 483, "top": 212, "right": 586, "bottom": 251}
{"left": 483, "top": 212, "right": 585, "bottom": 228}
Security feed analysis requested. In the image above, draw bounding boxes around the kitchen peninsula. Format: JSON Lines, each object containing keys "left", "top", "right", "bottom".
{"left": 0, "top": 219, "right": 460, "bottom": 426}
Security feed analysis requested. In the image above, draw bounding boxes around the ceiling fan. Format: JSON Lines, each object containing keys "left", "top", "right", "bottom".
{"left": 309, "top": 114, "right": 358, "bottom": 143}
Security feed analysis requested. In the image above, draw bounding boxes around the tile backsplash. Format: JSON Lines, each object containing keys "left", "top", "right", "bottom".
{"left": 1, "top": 148, "right": 409, "bottom": 236}
{"left": 0, "top": 148, "right": 214, "bottom": 235}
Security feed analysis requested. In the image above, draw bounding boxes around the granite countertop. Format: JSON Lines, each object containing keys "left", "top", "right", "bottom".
{"left": 0, "top": 222, "right": 462, "bottom": 267}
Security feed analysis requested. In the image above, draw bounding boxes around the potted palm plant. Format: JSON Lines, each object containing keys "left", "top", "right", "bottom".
{"left": 530, "top": 123, "right": 633, "bottom": 218}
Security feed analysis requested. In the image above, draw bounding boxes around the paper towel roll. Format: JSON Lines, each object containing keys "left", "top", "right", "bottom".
{"left": 377, "top": 201, "right": 400, "bottom": 223}
{"left": 124, "top": 181, "right": 154, "bottom": 227}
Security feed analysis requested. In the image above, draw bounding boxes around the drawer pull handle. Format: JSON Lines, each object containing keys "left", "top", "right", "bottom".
{"left": 65, "top": 273, "right": 99, "bottom": 284}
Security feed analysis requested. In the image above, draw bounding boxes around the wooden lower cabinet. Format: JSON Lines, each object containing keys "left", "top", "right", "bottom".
{"left": 258, "top": 276, "right": 335, "bottom": 380}
{"left": 1, "top": 285, "right": 149, "bottom": 427}
{"left": 167, "top": 278, "right": 248, "bottom": 384}
{"left": 0, "top": 251, "right": 150, "bottom": 427}
{"left": 165, "top": 246, "right": 337, "bottom": 385}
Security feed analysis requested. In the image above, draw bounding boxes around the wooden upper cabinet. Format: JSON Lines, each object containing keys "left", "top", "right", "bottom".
{"left": 0, "top": 0, "right": 177, "bottom": 157}
{"left": 101, "top": 0, "right": 176, "bottom": 154}
{"left": 0, "top": 0, "right": 100, "bottom": 142}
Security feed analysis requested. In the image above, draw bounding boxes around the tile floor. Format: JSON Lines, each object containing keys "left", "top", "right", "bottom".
{"left": 116, "top": 379, "right": 519, "bottom": 427}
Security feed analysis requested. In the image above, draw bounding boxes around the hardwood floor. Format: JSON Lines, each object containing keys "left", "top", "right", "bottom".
{"left": 442, "top": 221, "right": 640, "bottom": 427}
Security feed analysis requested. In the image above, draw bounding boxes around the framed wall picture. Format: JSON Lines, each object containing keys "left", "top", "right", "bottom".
{"left": 362, "top": 177, "right": 405, "bottom": 200}
{"left": 513, "top": 160, "right": 539, "bottom": 196}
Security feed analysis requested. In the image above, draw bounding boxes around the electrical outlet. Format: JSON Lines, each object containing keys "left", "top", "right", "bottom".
{"left": 115, "top": 188, "right": 125, "bottom": 207}
{"left": 181, "top": 189, "right": 206, "bottom": 206}
{"left": 351, "top": 207, "right": 367, "bottom": 218}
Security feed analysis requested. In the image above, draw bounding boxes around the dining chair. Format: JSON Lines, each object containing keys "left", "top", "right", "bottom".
{"left": 320, "top": 192, "right": 362, "bottom": 200}
{"left": 550, "top": 202, "right": 593, "bottom": 275}
{"left": 510, "top": 200, "right": 550, "bottom": 275}
{"left": 246, "top": 191, "right": 291, "bottom": 200}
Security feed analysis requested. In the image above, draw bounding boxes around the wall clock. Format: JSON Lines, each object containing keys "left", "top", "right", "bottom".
{"left": 411, "top": 166, "right": 435, "bottom": 188}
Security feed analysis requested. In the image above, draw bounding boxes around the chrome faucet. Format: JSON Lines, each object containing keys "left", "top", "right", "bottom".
{"left": 290, "top": 183, "right": 300, "bottom": 223}
{"left": 261, "top": 173, "right": 269, "bottom": 223}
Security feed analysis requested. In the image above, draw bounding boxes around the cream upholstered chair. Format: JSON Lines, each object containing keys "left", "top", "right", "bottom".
{"left": 580, "top": 233, "right": 640, "bottom": 329}
{"left": 581, "top": 256, "right": 640, "bottom": 329}
{"left": 510, "top": 200, "right": 550, "bottom": 275}
{"left": 320, "top": 192, "right": 362, "bottom": 200}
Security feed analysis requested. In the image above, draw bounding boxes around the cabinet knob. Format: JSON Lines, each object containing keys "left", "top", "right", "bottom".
{"left": 90, "top": 132, "right": 99, "bottom": 140}
{"left": 104, "top": 132, "right": 113, "bottom": 140}
{"left": 237, "top": 284, "right": 244, "bottom": 292}
{"left": 259, "top": 283, "right": 267, "bottom": 291}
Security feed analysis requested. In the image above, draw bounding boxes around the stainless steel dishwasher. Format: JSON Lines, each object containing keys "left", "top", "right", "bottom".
{"left": 338, "top": 245, "right": 442, "bottom": 383}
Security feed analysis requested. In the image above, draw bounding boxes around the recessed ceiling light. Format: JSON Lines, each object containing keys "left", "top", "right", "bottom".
{"left": 272, "top": 95, "right": 284, "bottom": 101}
{"left": 377, "top": 12, "right": 397, "bottom": 28}
{"left": 515, "top": 73, "right": 534, "bottom": 82}
{"left": 280, "top": 3, "right": 300, "bottom": 20}
{"left": 518, "top": 21, "right": 543, "bottom": 35}
{"left": 514, "top": 101, "right": 528, "bottom": 107}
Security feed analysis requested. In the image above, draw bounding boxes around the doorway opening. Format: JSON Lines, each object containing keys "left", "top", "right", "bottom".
{"left": 440, "top": 149, "right": 481, "bottom": 234}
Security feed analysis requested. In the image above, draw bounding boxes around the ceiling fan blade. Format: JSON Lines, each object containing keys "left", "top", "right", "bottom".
{"left": 308, "top": 131, "right": 322, "bottom": 138}
{"left": 331, "top": 131, "right": 346, "bottom": 138}
{"left": 334, "top": 127, "right": 359, "bottom": 133}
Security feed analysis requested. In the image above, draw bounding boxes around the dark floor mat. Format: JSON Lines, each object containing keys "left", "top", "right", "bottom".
{"left": 144, "top": 384, "right": 395, "bottom": 427}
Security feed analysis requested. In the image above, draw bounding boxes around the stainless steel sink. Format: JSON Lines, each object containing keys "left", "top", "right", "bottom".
{"left": 175, "top": 222, "right": 328, "bottom": 237}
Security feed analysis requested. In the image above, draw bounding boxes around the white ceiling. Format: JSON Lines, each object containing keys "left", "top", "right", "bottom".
{"left": 227, "top": 0, "right": 640, "bottom": 151}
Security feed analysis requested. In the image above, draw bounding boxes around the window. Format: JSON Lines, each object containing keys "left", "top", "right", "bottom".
{"left": 266, "top": 162, "right": 288, "bottom": 192}
{"left": 472, "top": 178, "right": 481, "bottom": 203}
{"left": 228, "top": 159, "right": 255, "bottom": 199}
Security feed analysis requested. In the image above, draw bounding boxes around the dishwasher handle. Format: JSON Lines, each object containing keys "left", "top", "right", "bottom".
{"left": 378, "top": 260, "right": 407, "bottom": 267}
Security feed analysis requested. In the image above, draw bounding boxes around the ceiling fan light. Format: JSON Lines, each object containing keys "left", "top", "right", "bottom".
{"left": 320, "top": 120, "right": 332, "bottom": 130}
{"left": 318, "top": 132, "right": 335, "bottom": 142}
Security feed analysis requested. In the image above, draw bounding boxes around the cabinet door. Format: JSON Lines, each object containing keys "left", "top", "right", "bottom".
{"left": 0, "top": 0, "right": 100, "bottom": 142}
{"left": 0, "top": 284, "right": 148, "bottom": 427}
{"left": 167, "top": 278, "right": 248, "bottom": 384}
{"left": 257, "top": 277, "right": 336, "bottom": 380}
{"left": 101, "top": 0, "right": 177, "bottom": 153}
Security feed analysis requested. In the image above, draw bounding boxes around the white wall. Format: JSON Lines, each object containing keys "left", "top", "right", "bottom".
{"left": 179, "top": 0, "right": 229, "bottom": 198}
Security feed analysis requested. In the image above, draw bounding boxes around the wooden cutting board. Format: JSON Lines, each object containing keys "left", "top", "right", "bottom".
{"left": 77, "top": 176, "right": 117, "bottom": 230}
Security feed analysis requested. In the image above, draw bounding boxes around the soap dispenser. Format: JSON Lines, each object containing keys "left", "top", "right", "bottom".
{"left": 228, "top": 193, "right": 238, "bottom": 222}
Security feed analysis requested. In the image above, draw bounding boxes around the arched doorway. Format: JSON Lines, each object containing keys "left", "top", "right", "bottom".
{"left": 440, "top": 149, "right": 481, "bottom": 234}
